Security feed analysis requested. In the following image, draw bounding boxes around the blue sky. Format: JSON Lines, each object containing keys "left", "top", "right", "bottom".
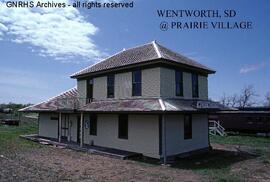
{"left": 0, "top": 0, "right": 269, "bottom": 104}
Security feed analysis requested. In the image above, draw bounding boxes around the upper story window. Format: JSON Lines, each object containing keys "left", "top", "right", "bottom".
{"left": 184, "top": 114, "right": 192, "bottom": 139}
{"left": 107, "top": 75, "right": 115, "bottom": 98}
{"left": 87, "top": 79, "right": 93, "bottom": 102}
{"left": 192, "top": 73, "right": 199, "bottom": 98}
{"left": 132, "top": 70, "right": 142, "bottom": 96}
{"left": 175, "top": 70, "right": 183, "bottom": 96}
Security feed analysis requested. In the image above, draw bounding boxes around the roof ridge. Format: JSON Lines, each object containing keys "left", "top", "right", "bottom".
{"left": 152, "top": 40, "right": 162, "bottom": 58}
{"left": 119, "top": 41, "right": 153, "bottom": 52}
{"left": 158, "top": 98, "right": 166, "bottom": 111}
{"left": 156, "top": 43, "right": 214, "bottom": 71}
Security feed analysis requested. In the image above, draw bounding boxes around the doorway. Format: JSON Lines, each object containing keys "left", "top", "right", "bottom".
{"left": 61, "top": 114, "right": 69, "bottom": 140}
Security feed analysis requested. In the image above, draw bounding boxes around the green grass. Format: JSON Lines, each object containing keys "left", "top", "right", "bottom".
{"left": 0, "top": 122, "right": 39, "bottom": 153}
{"left": 210, "top": 135, "right": 270, "bottom": 148}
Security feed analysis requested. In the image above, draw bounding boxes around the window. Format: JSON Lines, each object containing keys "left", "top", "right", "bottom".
{"left": 118, "top": 114, "right": 128, "bottom": 139}
{"left": 89, "top": 114, "right": 97, "bottom": 136}
{"left": 132, "top": 70, "right": 141, "bottom": 96}
{"left": 184, "top": 115, "right": 192, "bottom": 139}
{"left": 175, "top": 70, "right": 183, "bottom": 96}
{"left": 50, "top": 116, "right": 59, "bottom": 120}
{"left": 87, "top": 79, "right": 93, "bottom": 102}
{"left": 107, "top": 75, "right": 115, "bottom": 98}
{"left": 192, "top": 74, "right": 199, "bottom": 98}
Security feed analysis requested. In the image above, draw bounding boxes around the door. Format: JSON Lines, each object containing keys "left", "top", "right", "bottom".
{"left": 77, "top": 116, "right": 81, "bottom": 143}
{"left": 61, "top": 114, "right": 69, "bottom": 140}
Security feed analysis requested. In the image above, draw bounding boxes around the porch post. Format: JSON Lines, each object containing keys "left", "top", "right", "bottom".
{"left": 162, "top": 114, "right": 167, "bottom": 165}
{"left": 59, "top": 112, "right": 62, "bottom": 143}
{"left": 80, "top": 112, "right": 84, "bottom": 147}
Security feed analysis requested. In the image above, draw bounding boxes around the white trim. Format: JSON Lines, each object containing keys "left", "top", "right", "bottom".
{"left": 158, "top": 98, "right": 166, "bottom": 111}
{"left": 152, "top": 40, "right": 162, "bottom": 58}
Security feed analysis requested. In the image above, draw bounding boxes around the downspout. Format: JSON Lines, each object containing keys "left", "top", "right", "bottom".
{"left": 159, "top": 99, "right": 167, "bottom": 165}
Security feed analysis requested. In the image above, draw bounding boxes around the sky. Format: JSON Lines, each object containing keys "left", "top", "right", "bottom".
{"left": 0, "top": 0, "right": 269, "bottom": 104}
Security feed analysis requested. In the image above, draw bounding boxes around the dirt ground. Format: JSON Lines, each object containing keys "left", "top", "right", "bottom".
{"left": 0, "top": 145, "right": 207, "bottom": 182}
{"left": 1, "top": 142, "right": 270, "bottom": 182}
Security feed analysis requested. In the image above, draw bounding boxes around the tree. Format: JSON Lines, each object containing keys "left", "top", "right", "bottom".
{"left": 265, "top": 92, "right": 270, "bottom": 106}
{"left": 219, "top": 85, "right": 257, "bottom": 108}
{"left": 220, "top": 93, "right": 230, "bottom": 107}
{"left": 220, "top": 93, "right": 238, "bottom": 107}
{"left": 238, "top": 85, "right": 257, "bottom": 108}
{"left": 229, "top": 94, "right": 238, "bottom": 107}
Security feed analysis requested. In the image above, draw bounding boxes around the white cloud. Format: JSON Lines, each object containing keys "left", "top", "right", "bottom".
{"left": 0, "top": 0, "right": 104, "bottom": 61}
{"left": 240, "top": 63, "right": 266, "bottom": 74}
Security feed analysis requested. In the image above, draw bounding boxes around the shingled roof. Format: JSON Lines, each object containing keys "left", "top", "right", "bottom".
{"left": 71, "top": 41, "right": 215, "bottom": 78}
{"left": 19, "top": 87, "right": 78, "bottom": 112}
{"left": 20, "top": 86, "right": 227, "bottom": 113}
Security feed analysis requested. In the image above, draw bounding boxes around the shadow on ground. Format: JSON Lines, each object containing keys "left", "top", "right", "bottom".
{"left": 131, "top": 149, "right": 257, "bottom": 171}
{"left": 171, "top": 149, "right": 256, "bottom": 170}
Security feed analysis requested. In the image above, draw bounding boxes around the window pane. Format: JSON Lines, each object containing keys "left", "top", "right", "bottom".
{"left": 107, "top": 75, "right": 114, "bottom": 85}
{"left": 175, "top": 70, "right": 183, "bottom": 96}
{"left": 133, "top": 70, "right": 141, "bottom": 83}
{"left": 87, "top": 78, "right": 93, "bottom": 100}
{"left": 184, "top": 115, "right": 192, "bottom": 139}
{"left": 90, "top": 114, "right": 97, "bottom": 136}
{"left": 176, "top": 84, "right": 180, "bottom": 95}
{"left": 107, "top": 75, "right": 114, "bottom": 98}
{"left": 132, "top": 70, "right": 141, "bottom": 96}
{"left": 192, "top": 74, "right": 199, "bottom": 98}
{"left": 132, "top": 83, "right": 141, "bottom": 96}
{"left": 118, "top": 114, "right": 128, "bottom": 139}
{"left": 88, "top": 79, "right": 93, "bottom": 85}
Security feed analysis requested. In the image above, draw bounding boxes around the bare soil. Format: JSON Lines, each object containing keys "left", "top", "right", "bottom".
{"left": 0, "top": 146, "right": 207, "bottom": 182}
{"left": 1, "top": 140, "right": 270, "bottom": 181}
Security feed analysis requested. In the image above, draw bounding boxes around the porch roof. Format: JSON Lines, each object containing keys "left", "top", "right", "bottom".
{"left": 19, "top": 87, "right": 228, "bottom": 113}
{"left": 19, "top": 87, "right": 78, "bottom": 112}
{"left": 79, "top": 98, "right": 228, "bottom": 113}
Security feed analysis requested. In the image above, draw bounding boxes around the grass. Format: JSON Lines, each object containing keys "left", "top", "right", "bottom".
{"left": 211, "top": 134, "right": 270, "bottom": 162}
{"left": 0, "top": 122, "right": 39, "bottom": 154}
{"left": 210, "top": 134, "right": 270, "bottom": 148}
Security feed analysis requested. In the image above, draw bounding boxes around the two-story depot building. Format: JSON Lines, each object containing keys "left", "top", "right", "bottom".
{"left": 21, "top": 41, "right": 225, "bottom": 161}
